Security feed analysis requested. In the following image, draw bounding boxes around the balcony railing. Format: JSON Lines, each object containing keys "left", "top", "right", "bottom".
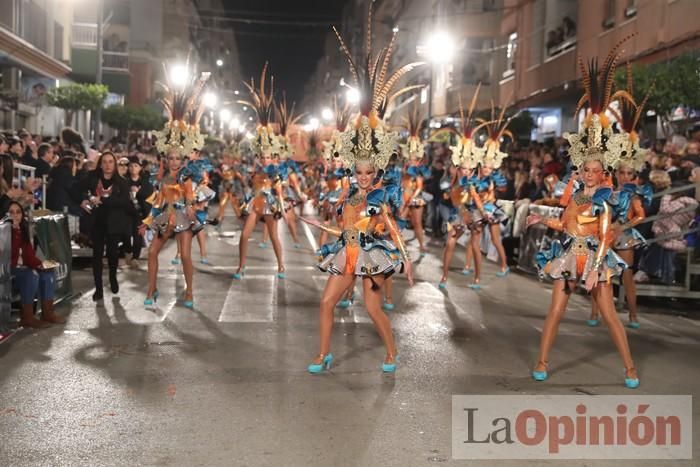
{"left": 72, "top": 22, "right": 98, "bottom": 48}
{"left": 103, "top": 51, "right": 128, "bottom": 72}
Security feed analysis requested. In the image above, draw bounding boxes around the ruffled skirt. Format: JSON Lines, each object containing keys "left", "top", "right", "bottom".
{"left": 151, "top": 205, "right": 197, "bottom": 235}
{"left": 247, "top": 190, "right": 283, "bottom": 218}
{"left": 614, "top": 228, "right": 646, "bottom": 250}
{"left": 318, "top": 235, "right": 403, "bottom": 277}
{"left": 469, "top": 202, "right": 508, "bottom": 228}
{"left": 536, "top": 235, "right": 627, "bottom": 282}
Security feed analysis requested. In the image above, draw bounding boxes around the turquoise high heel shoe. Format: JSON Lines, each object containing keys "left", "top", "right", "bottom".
{"left": 587, "top": 318, "right": 600, "bottom": 327}
{"left": 625, "top": 368, "right": 640, "bottom": 388}
{"left": 382, "top": 355, "right": 399, "bottom": 373}
{"left": 467, "top": 282, "right": 481, "bottom": 290}
{"left": 200, "top": 258, "right": 210, "bottom": 265}
{"left": 461, "top": 268, "right": 473, "bottom": 276}
{"left": 627, "top": 321, "right": 640, "bottom": 329}
{"left": 496, "top": 267, "right": 510, "bottom": 277}
{"left": 232, "top": 267, "right": 246, "bottom": 280}
{"left": 382, "top": 303, "right": 395, "bottom": 312}
{"left": 277, "top": 271, "right": 286, "bottom": 279}
{"left": 308, "top": 353, "right": 334, "bottom": 374}
{"left": 293, "top": 243, "right": 301, "bottom": 249}
{"left": 171, "top": 257, "right": 181, "bottom": 265}
{"left": 438, "top": 279, "right": 447, "bottom": 290}
{"left": 532, "top": 362, "right": 548, "bottom": 381}
{"left": 183, "top": 299, "right": 194, "bottom": 309}
{"left": 258, "top": 242, "right": 268, "bottom": 249}
{"left": 337, "top": 299, "right": 351, "bottom": 309}
{"left": 144, "top": 289, "right": 159, "bottom": 306}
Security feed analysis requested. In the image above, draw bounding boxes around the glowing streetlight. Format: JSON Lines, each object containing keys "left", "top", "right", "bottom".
{"left": 248, "top": 116, "right": 254, "bottom": 121}
{"left": 392, "top": 25, "right": 399, "bottom": 33}
{"left": 425, "top": 31, "right": 455, "bottom": 64}
{"left": 310, "top": 117, "right": 320, "bottom": 129}
{"left": 216, "top": 58, "right": 224, "bottom": 67}
{"left": 230, "top": 117, "right": 240, "bottom": 129}
{"left": 321, "top": 107, "right": 333, "bottom": 121}
{"left": 220, "top": 108, "right": 232, "bottom": 123}
{"left": 234, "top": 90, "right": 240, "bottom": 95}
{"left": 203, "top": 92, "right": 217, "bottom": 109}
{"left": 242, "top": 106, "right": 248, "bottom": 111}
{"left": 346, "top": 88, "right": 360, "bottom": 105}
{"left": 170, "top": 64, "right": 189, "bottom": 87}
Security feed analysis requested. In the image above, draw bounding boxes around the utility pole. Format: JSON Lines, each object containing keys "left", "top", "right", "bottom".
{"left": 95, "top": 0, "right": 104, "bottom": 146}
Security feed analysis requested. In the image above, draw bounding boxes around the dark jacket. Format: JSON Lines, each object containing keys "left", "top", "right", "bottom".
{"left": 34, "top": 158, "right": 52, "bottom": 178}
{"left": 127, "top": 175, "right": 154, "bottom": 221}
{"left": 80, "top": 172, "right": 131, "bottom": 236}
{"left": 47, "top": 165, "right": 82, "bottom": 216}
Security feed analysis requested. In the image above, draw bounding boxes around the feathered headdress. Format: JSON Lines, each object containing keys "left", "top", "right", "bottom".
{"left": 449, "top": 84, "right": 489, "bottom": 169}
{"left": 333, "top": 3, "right": 424, "bottom": 169}
{"left": 564, "top": 35, "right": 636, "bottom": 171}
{"left": 617, "top": 63, "right": 653, "bottom": 172}
{"left": 273, "top": 93, "right": 304, "bottom": 160}
{"left": 479, "top": 100, "right": 514, "bottom": 169}
{"left": 239, "top": 62, "right": 275, "bottom": 155}
{"left": 154, "top": 58, "right": 210, "bottom": 157}
{"left": 400, "top": 101, "right": 425, "bottom": 160}
{"left": 322, "top": 96, "right": 352, "bottom": 162}
{"left": 224, "top": 127, "right": 245, "bottom": 161}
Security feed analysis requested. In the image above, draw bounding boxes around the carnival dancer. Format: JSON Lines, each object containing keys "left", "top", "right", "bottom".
{"left": 301, "top": 5, "right": 420, "bottom": 373}
{"left": 399, "top": 103, "right": 431, "bottom": 258}
{"left": 273, "top": 93, "right": 306, "bottom": 248}
{"left": 527, "top": 39, "right": 640, "bottom": 388}
{"left": 213, "top": 131, "right": 247, "bottom": 225}
{"left": 438, "top": 91, "right": 490, "bottom": 289}
{"left": 141, "top": 66, "right": 211, "bottom": 309}
{"left": 466, "top": 102, "right": 512, "bottom": 288}
{"left": 589, "top": 65, "right": 653, "bottom": 329}
{"left": 232, "top": 63, "right": 287, "bottom": 280}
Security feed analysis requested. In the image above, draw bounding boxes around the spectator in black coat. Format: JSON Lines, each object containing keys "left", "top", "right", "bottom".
{"left": 47, "top": 156, "right": 82, "bottom": 216}
{"left": 123, "top": 156, "right": 153, "bottom": 263}
{"left": 34, "top": 143, "right": 54, "bottom": 178}
{"left": 80, "top": 151, "right": 131, "bottom": 301}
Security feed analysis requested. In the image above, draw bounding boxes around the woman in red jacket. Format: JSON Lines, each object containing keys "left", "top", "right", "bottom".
{"left": 8, "top": 201, "right": 65, "bottom": 328}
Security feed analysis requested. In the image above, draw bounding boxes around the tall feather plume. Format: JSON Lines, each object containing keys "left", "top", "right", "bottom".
{"left": 457, "top": 82, "right": 483, "bottom": 138}
{"left": 333, "top": 2, "right": 424, "bottom": 119}
{"left": 333, "top": 95, "right": 352, "bottom": 132}
{"left": 575, "top": 34, "right": 636, "bottom": 118}
{"left": 403, "top": 101, "right": 424, "bottom": 137}
{"left": 482, "top": 97, "right": 515, "bottom": 142}
{"left": 377, "top": 84, "right": 425, "bottom": 119}
{"left": 619, "top": 61, "right": 654, "bottom": 132}
{"left": 238, "top": 62, "right": 275, "bottom": 126}
{"left": 275, "top": 92, "right": 305, "bottom": 136}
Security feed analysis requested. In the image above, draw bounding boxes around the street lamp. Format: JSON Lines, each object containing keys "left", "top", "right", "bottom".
{"left": 170, "top": 64, "right": 189, "bottom": 87}
{"left": 346, "top": 88, "right": 360, "bottom": 105}
{"left": 321, "top": 107, "right": 333, "bottom": 121}
{"left": 220, "top": 108, "right": 232, "bottom": 123}
{"left": 203, "top": 92, "right": 218, "bottom": 109}
{"left": 216, "top": 58, "right": 224, "bottom": 67}
{"left": 418, "top": 31, "right": 456, "bottom": 130}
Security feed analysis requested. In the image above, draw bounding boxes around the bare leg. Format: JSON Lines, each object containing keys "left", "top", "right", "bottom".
{"left": 470, "top": 227, "right": 482, "bottom": 285}
{"left": 384, "top": 277, "right": 393, "bottom": 305}
{"left": 312, "top": 273, "right": 356, "bottom": 364}
{"left": 217, "top": 193, "right": 229, "bottom": 222}
{"left": 617, "top": 249, "right": 638, "bottom": 323}
{"left": 263, "top": 216, "right": 284, "bottom": 273}
{"left": 441, "top": 231, "right": 459, "bottom": 283}
{"left": 147, "top": 229, "right": 172, "bottom": 297}
{"left": 286, "top": 208, "right": 300, "bottom": 244}
{"left": 343, "top": 276, "right": 357, "bottom": 302}
{"left": 590, "top": 296, "right": 600, "bottom": 321}
{"left": 362, "top": 275, "right": 397, "bottom": 363}
{"left": 592, "top": 282, "right": 638, "bottom": 379}
{"left": 179, "top": 229, "right": 194, "bottom": 299}
{"left": 489, "top": 223, "right": 508, "bottom": 272}
{"left": 534, "top": 279, "right": 574, "bottom": 372}
{"left": 237, "top": 212, "right": 259, "bottom": 273}
{"left": 412, "top": 206, "right": 426, "bottom": 253}
{"left": 196, "top": 229, "right": 207, "bottom": 259}
{"left": 464, "top": 243, "right": 473, "bottom": 270}
{"left": 262, "top": 223, "right": 270, "bottom": 244}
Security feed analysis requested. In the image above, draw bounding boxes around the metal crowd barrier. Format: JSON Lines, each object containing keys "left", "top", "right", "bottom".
{"left": 13, "top": 162, "right": 47, "bottom": 210}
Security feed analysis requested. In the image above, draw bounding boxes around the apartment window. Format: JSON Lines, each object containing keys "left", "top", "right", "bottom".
{"left": 501, "top": 32, "right": 517, "bottom": 78}
{"left": 603, "top": 0, "right": 616, "bottom": 29}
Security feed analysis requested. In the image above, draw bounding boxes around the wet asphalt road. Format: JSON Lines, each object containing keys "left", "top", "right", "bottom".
{"left": 1, "top": 217, "right": 698, "bottom": 466}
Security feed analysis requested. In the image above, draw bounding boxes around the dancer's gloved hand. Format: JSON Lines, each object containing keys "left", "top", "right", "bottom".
{"left": 584, "top": 271, "right": 598, "bottom": 292}
{"left": 405, "top": 261, "right": 415, "bottom": 286}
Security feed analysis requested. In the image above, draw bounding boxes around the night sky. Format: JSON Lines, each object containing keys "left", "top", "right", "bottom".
{"left": 220, "top": 0, "right": 352, "bottom": 109}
